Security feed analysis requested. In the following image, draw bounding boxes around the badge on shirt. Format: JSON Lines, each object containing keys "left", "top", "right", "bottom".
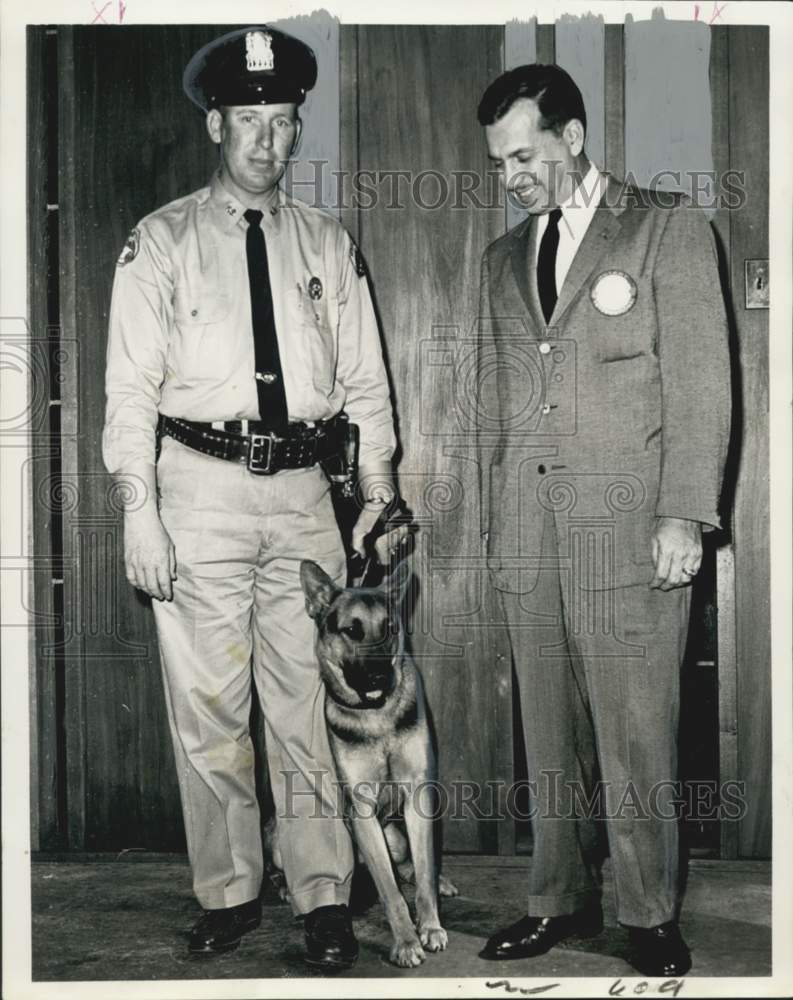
{"left": 590, "top": 270, "right": 637, "bottom": 316}
{"left": 308, "top": 276, "right": 323, "bottom": 300}
{"left": 116, "top": 227, "right": 140, "bottom": 268}
{"left": 349, "top": 239, "right": 367, "bottom": 279}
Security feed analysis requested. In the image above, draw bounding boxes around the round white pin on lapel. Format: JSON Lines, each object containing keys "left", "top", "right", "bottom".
{"left": 590, "top": 270, "right": 638, "bottom": 316}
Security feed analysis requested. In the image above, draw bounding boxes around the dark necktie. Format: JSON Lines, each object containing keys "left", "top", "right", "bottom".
{"left": 537, "top": 207, "right": 563, "bottom": 323}
{"left": 244, "top": 208, "right": 288, "bottom": 430}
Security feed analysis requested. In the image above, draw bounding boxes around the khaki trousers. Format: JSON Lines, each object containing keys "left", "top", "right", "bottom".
{"left": 153, "top": 435, "right": 353, "bottom": 912}
{"left": 499, "top": 511, "right": 691, "bottom": 928}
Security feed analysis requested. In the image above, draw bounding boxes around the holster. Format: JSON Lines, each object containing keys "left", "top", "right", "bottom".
{"left": 319, "top": 413, "right": 359, "bottom": 498}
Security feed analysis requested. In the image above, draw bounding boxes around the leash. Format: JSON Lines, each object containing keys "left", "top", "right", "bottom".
{"left": 349, "top": 551, "right": 375, "bottom": 589}
{"left": 348, "top": 501, "right": 416, "bottom": 589}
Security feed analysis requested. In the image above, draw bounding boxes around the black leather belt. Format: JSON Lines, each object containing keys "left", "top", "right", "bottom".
{"left": 158, "top": 415, "right": 345, "bottom": 476}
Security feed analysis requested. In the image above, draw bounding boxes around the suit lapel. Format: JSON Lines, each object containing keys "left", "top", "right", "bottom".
{"left": 549, "top": 174, "right": 626, "bottom": 326}
{"left": 509, "top": 216, "right": 546, "bottom": 333}
{"left": 504, "top": 174, "right": 628, "bottom": 331}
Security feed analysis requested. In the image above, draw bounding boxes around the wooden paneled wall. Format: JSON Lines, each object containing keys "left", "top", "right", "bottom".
{"left": 29, "top": 22, "right": 770, "bottom": 858}
{"left": 348, "top": 25, "right": 513, "bottom": 853}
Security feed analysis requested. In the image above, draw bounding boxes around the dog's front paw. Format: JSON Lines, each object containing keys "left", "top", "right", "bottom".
{"left": 418, "top": 925, "right": 448, "bottom": 952}
{"left": 438, "top": 873, "right": 459, "bottom": 897}
{"left": 390, "top": 935, "right": 426, "bottom": 967}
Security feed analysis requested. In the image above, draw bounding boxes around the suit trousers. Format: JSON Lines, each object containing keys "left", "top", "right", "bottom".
{"left": 152, "top": 435, "right": 353, "bottom": 912}
{"left": 499, "top": 510, "right": 691, "bottom": 928}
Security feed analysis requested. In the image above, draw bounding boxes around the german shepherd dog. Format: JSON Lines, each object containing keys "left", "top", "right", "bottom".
{"left": 292, "top": 557, "right": 458, "bottom": 968}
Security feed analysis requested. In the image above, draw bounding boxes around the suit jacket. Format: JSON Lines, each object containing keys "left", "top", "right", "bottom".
{"left": 476, "top": 174, "right": 731, "bottom": 593}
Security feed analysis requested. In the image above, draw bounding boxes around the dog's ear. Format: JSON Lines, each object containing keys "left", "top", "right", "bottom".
{"left": 385, "top": 556, "right": 413, "bottom": 611}
{"left": 300, "top": 560, "right": 340, "bottom": 620}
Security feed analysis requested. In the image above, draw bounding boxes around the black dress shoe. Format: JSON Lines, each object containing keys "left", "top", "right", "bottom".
{"left": 188, "top": 898, "right": 261, "bottom": 954}
{"left": 627, "top": 922, "right": 691, "bottom": 976}
{"left": 304, "top": 904, "right": 359, "bottom": 970}
{"left": 479, "top": 902, "right": 603, "bottom": 960}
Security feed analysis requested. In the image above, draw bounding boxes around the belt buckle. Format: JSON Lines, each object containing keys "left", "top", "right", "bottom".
{"left": 246, "top": 431, "right": 275, "bottom": 475}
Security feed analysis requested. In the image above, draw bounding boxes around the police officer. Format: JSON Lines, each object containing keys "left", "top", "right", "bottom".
{"left": 102, "top": 26, "right": 397, "bottom": 969}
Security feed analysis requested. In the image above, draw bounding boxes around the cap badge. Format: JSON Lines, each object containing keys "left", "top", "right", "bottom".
{"left": 308, "top": 277, "right": 323, "bottom": 300}
{"left": 590, "top": 270, "right": 637, "bottom": 316}
{"left": 245, "top": 31, "right": 274, "bottom": 73}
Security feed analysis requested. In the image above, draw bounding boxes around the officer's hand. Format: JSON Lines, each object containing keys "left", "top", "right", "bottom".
{"left": 351, "top": 500, "right": 387, "bottom": 559}
{"left": 123, "top": 509, "right": 177, "bottom": 601}
{"left": 373, "top": 524, "right": 411, "bottom": 565}
{"left": 650, "top": 517, "right": 702, "bottom": 591}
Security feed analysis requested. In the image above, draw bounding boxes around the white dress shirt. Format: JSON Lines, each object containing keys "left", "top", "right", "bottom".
{"left": 534, "top": 162, "right": 607, "bottom": 293}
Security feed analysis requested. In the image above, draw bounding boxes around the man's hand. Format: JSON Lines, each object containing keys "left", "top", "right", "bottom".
{"left": 650, "top": 516, "right": 702, "bottom": 591}
{"left": 124, "top": 508, "right": 177, "bottom": 601}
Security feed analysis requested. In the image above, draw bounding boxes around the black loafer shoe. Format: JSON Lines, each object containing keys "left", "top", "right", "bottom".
{"left": 627, "top": 921, "right": 691, "bottom": 977}
{"left": 188, "top": 897, "right": 261, "bottom": 954}
{"left": 479, "top": 901, "right": 603, "bottom": 961}
{"left": 304, "top": 904, "right": 359, "bottom": 970}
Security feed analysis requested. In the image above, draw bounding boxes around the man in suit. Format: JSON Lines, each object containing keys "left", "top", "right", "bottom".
{"left": 474, "top": 64, "right": 730, "bottom": 976}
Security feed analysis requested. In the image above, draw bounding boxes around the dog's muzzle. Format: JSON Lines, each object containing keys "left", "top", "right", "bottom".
{"left": 341, "top": 659, "right": 395, "bottom": 706}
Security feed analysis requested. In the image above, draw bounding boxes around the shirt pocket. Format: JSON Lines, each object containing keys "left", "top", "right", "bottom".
{"left": 284, "top": 285, "right": 338, "bottom": 394}
{"left": 172, "top": 245, "right": 231, "bottom": 326}
{"left": 170, "top": 247, "right": 233, "bottom": 381}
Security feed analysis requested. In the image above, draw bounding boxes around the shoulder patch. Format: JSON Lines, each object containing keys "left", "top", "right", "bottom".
{"left": 349, "top": 239, "right": 367, "bottom": 279}
{"left": 116, "top": 227, "right": 140, "bottom": 267}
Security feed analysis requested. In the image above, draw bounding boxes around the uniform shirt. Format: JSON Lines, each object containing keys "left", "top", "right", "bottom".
{"left": 103, "top": 172, "right": 396, "bottom": 475}
{"left": 534, "top": 161, "right": 607, "bottom": 293}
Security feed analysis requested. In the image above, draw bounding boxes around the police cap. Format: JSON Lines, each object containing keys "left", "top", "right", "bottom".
{"left": 183, "top": 26, "right": 317, "bottom": 111}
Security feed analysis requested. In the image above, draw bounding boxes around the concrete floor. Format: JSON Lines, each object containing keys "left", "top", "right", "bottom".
{"left": 31, "top": 855, "right": 771, "bottom": 983}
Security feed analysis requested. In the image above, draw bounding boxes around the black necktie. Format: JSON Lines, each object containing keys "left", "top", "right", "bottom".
{"left": 244, "top": 208, "right": 288, "bottom": 430}
{"left": 537, "top": 207, "right": 563, "bottom": 323}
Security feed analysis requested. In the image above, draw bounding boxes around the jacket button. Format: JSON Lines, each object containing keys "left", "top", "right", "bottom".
{"left": 541, "top": 403, "right": 551, "bottom": 415}
{"left": 538, "top": 464, "right": 546, "bottom": 474}
{"left": 539, "top": 342, "right": 551, "bottom": 354}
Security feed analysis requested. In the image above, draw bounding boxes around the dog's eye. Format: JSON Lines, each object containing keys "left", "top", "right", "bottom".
{"left": 340, "top": 619, "right": 365, "bottom": 642}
